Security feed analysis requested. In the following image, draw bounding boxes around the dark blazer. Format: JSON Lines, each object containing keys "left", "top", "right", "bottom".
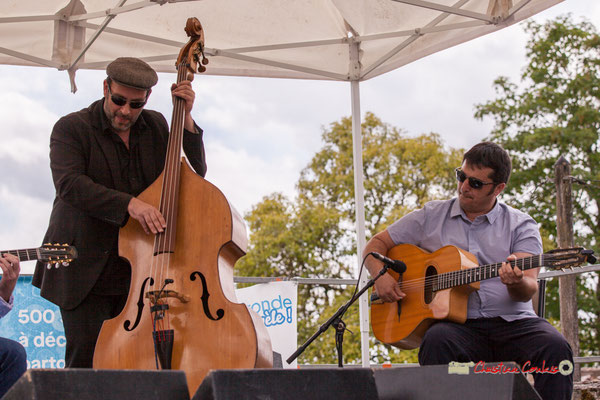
{"left": 33, "top": 99, "right": 206, "bottom": 310}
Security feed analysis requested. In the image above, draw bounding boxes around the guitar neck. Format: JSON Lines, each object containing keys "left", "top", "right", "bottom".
{"left": 1, "top": 248, "right": 40, "bottom": 261}
{"left": 435, "top": 254, "right": 544, "bottom": 291}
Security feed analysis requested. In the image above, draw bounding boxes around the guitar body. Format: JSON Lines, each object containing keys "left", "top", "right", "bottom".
{"left": 371, "top": 244, "right": 480, "bottom": 349}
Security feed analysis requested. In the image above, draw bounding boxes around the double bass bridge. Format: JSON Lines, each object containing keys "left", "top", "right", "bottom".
{"left": 146, "top": 289, "right": 191, "bottom": 305}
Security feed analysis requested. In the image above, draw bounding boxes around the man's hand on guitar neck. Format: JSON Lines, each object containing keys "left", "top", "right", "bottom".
{"left": 0, "top": 253, "right": 20, "bottom": 303}
{"left": 499, "top": 253, "right": 539, "bottom": 302}
{"left": 364, "top": 230, "right": 406, "bottom": 303}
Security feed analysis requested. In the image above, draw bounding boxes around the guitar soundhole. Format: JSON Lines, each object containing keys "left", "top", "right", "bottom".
{"left": 424, "top": 265, "right": 437, "bottom": 304}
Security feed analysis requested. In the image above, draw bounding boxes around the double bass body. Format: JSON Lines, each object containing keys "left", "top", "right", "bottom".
{"left": 93, "top": 161, "right": 273, "bottom": 394}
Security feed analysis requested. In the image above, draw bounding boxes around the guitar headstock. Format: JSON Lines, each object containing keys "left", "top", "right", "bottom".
{"left": 544, "top": 247, "right": 596, "bottom": 269}
{"left": 40, "top": 243, "right": 78, "bottom": 265}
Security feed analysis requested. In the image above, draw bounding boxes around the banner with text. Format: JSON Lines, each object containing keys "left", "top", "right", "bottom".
{"left": 0, "top": 276, "right": 65, "bottom": 369}
{"left": 235, "top": 281, "right": 298, "bottom": 368}
{"left": 0, "top": 277, "right": 298, "bottom": 370}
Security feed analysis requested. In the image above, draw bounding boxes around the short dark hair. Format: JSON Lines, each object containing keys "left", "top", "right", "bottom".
{"left": 463, "top": 142, "right": 511, "bottom": 184}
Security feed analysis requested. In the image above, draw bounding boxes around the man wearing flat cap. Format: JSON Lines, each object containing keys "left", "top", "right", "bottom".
{"left": 33, "top": 57, "right": 207, "bottom": 368}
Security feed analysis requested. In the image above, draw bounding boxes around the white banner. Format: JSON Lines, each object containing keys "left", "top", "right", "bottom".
{"left": 235, "top": 281, "right": 298, "bottom": 368}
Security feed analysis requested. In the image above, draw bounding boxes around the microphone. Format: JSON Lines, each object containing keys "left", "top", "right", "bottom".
{"left": 371, "top": 252, "right": 406, "bottom": 274}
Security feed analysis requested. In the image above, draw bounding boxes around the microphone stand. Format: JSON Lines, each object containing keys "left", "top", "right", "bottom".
{"left": 286, "top": 263, "right": 395, "bottom": 367}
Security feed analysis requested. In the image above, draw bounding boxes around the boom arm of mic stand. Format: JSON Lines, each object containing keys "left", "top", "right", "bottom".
{"left": 286, "top": 264, "right": 391, "bottom": 365}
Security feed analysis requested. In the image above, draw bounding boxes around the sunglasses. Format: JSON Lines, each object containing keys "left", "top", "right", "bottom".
{"left": 455, "top": 168, "right": 496, "bottom": 189}
{"left": 107, "top": 84, "right": 147, "bottom": 109}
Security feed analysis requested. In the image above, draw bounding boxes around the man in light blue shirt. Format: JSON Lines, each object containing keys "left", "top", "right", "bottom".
{"left": 0, "top": 253, "right": 27, "bottom": 397}
{"left": 364, "top": 142, "right": 572, "bottom": 400}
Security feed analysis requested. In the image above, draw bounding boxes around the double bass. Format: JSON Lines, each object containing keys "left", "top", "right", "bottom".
{"left": 93, "top": 17, "right": 273, "bottom": 395}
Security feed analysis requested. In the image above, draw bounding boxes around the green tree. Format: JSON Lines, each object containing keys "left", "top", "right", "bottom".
{"left": 475, "top": 15, "right": 600, "bottom": 355}
{"left": 237, "top": 112, "right": 463, "bottom": 364}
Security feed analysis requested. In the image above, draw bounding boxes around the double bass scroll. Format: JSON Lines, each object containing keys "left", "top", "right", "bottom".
{"left": 93, "top": 17, "right": 272, "bottom": 396}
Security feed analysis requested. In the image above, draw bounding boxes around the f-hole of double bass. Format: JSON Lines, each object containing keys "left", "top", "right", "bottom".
{"left": 124, "top": 276, "right": 154, "bottom": 332}
{"left": 190, "top": 271, "right": 225, "bottom": 321}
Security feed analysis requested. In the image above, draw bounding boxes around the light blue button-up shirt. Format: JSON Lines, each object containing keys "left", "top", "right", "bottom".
{"left": 0, "top": 295, "right": 13, "bottom": 319}
{"left": 387, "top": 198, "right": 542, "bottom": 320}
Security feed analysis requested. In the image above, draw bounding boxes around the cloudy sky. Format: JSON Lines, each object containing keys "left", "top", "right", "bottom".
{"left": 1, "top": 1, "right": 598, "bottom": 273}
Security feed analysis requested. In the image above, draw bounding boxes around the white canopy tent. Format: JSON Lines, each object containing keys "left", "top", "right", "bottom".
{"left": 1, "top": 0, "right": 562, "bottom": 366}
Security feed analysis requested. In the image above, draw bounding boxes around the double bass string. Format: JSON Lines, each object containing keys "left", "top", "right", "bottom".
{"left": 150, "top": 63, "right": 188, "bottom": 335}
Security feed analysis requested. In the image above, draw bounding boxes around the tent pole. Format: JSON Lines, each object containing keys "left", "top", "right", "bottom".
{"left": 350, "top": 77, "right": 370, "bottom": 367}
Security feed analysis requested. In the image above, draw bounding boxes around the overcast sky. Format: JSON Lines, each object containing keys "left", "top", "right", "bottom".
{"left": 1, "top": 1, "right": 598, "bottom": 273}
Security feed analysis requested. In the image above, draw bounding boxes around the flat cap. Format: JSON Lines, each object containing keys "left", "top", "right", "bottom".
{"left": 106, "top": 57, "right": 158, "bottom": 90}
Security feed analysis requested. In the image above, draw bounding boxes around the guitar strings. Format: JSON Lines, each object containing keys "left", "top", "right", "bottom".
{"left": 386, "top": 257, "right": 542, "bottom": 293}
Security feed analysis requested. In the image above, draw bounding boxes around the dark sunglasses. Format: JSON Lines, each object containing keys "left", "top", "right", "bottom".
{"left": 455, "top": 168, "right": 496, "bottom": 190}
{"left": 107, "top": 84, "right": 147, "bottom": 109}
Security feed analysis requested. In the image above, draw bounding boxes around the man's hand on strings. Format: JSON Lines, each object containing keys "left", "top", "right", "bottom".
{"left": 127, "top": 197, "right": 166, "bottom": 235}
{"left": 374, "top": 273, "right": 405, "bottom": 303}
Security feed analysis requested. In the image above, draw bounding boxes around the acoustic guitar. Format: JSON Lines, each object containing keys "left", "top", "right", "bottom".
{"left": 370, "top": 244, "right": 596, "bottom": 349}
{"left": 1, "top": 244, "right": 77, "bottom": 266}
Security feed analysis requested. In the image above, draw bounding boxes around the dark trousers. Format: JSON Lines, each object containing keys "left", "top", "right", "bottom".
{"left": 60, "top": 292, "right": 127, "bottom": 368}
{"left": 418, "top": 317, "right": 573, "bottom": 400}
{"left": 0, "top": 337, "right": 27, "bottom": 397}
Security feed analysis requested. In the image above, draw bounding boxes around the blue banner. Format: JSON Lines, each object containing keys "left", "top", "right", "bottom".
{"left": 0, "top": 276, "right": 65, "bottom": 369}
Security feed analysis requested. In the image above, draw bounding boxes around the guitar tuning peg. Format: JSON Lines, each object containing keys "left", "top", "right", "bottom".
{"left": 62, "top": 262, "right": 70, "bottom": 267}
